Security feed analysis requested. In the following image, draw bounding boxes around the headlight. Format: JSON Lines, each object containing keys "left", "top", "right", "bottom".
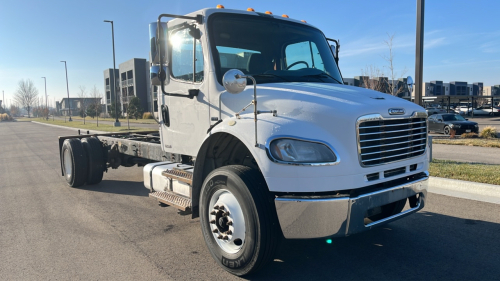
{"left": 475, "top": 124, "right": 479, "bottom": 128}
{"left": 450, "top": 124, "right": 460, "bottom": 128}
{"left": 268, "top": 138, "right": 338, "bottom": 165}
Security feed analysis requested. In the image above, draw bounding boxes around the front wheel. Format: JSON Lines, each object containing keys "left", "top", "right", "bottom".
{"left": 199, "top": 165, "right": 280, "bottom": 276}
{"left": 444, "top": 126, "right": 451, "bottom": 135}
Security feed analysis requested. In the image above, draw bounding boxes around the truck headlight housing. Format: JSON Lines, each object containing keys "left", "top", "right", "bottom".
{"left": 267, "top": 138, "right": 339, "bottom": 165}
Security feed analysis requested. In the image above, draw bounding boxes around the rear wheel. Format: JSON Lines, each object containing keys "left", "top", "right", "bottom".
{"left": 81, "top": 137, "right": 105, "bottom": 185}
{"left": 199, "top": 165, "right": 280, "bottom": 276}
{"left": 61, "top": 138, "right": 88, "bottom": 187}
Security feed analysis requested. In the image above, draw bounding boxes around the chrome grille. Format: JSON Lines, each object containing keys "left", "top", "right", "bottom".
{"left": 357, "top": 114, "right": 427, "bottom": 166}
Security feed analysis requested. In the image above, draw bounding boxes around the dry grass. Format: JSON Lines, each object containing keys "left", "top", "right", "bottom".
{"left": 429, "top": 159, "right": 500, "bottom": 185}
{"left": 0, "top": 113, "right": 12, "bottom": 121}
{"left": 142, "top": 112, "right": 154, "bottom": 119}
{"left": 480, "top": 126, "right": 498, "bottom": 139}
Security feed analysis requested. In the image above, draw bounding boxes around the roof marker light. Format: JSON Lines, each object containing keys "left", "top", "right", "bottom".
{"left": 282, "top": 14, "right": 289, "bottom": 18}
{"left": 265, "top": 11, "right": 273, "bottom": 15}
{"left": 247, "top": 8, "right": 255, "bottom": 12}
{"left": 216, "top": 4, "right": 225, "bottom": 9}
{"left": 301, "top": 20, "right": 307, "bottom": 23}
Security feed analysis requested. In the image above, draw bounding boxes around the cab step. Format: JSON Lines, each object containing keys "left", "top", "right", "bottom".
{"left": 162, "top": 168, "right": 193, "bottom": 185}
{"left": 149, "top": 191, "right": 192, "bottom": 212}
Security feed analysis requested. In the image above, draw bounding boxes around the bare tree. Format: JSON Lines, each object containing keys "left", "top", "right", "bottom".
{"left": 88, "top": 86, "right": 103, "bottom": 127}
{"left": 77, "top": 86, "right": 87, "bottom": 124}
{"left": 383, "top": 33, "right": 408, "bottom": 96}
{"left": 360, "top": 65, "right": 386, "bottom": 93}
{"left": 14, "top": 79, "right": 38, "bottom": 118}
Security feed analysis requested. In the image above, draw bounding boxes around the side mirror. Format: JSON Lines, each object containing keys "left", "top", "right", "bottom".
{"left": 330, "top": 45, "right": 336, "bottom": 59}
{"left": 406, "top": 76, "right": 414, "bottom": 93}
{"left": 149, "top": 22, "right": 167, "bottom": 65}
{"left": 223, "top": 69, "right": 247, "bottom": 94}
{"left": 150, "top": 65, "right": 169, "bottom": 86}
{"left": 438, "top": 119, "right": 443, "bottom": 122}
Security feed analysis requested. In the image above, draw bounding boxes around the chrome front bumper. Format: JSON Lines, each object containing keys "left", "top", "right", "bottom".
{"left": 275, "top": 174, "right": 428, "bottom": 239}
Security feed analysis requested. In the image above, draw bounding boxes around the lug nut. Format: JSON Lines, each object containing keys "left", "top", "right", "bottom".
{"left": 214, "top": 205, "right": 220, "bottom": 210}
{"left": 217, "top": 235, "right": 223, "bottom": 239}
{"left": 210, "top": 220, "right": 216, "bottom": 224}
{"left": 223, "top": 236, "right": 229, "bottom": 240}
{"left": 223, "top": 212, "right": 230, "bottom": 217}
{"left": 212, "top": 229, "right": 219, "bottom": 233}
{"left": 226, "top": 230, "right": 232, "bottom": 235}
{"left": 219, "top": 205, "right": 225, "bottom": 210}
{"left": 227, "top": 221, "right": 233, "bottom": 226}
{"left": 210, "top": 211, "right": 217, "bottom": 215}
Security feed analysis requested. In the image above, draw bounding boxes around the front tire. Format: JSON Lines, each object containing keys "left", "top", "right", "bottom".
{"left": 61, "top": 138, "right": 88, "bottom": 187}
{"left": 444, "top": 126, "right": 451, "bottom": 135}
{"left": 199, "top": 165, "right": 280, "bottom": 276}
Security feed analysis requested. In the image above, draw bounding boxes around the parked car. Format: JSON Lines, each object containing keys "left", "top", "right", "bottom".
{"left": 428, "top": 113, "right": 479, "bottom": 135}
{"left": 425, "top": 107, "right": 447, "bottom": 116}
{"left": 472, "top": 106, "right": 500, "bottom": 116}
{"left": 454, "top": 106, "right": 472, "bottom": 115}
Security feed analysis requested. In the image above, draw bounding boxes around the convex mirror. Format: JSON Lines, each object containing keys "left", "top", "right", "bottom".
{"left": 223, "top": 69, "right": 246, "bottom": 94}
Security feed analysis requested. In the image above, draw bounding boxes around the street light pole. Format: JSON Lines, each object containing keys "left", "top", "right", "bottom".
{"left": 41, "top": 77, "right": 48, "bottom": 120}
{"left": 414, "top": 0, "right": 425, "bottom": 106}
{"left": 60, "top": 61, "right": 72, "bottom": 121}
{"left": 104, "top": 19, "right": 121, "bottom": 127}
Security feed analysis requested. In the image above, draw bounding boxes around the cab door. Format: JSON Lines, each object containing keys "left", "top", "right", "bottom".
{"left": 160, "top": 22, "right": 209, "bottom": 156}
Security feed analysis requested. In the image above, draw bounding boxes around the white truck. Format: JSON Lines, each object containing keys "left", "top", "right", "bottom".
{"left": 59, "top": 6, "right": 429, "bottom": 276}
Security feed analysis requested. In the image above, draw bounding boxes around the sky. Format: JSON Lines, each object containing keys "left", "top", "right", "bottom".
{"left": 1, "top": 0, "right": 499, "bottom": 108}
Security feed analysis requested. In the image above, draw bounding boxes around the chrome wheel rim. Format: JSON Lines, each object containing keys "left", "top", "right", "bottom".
{"left": 208, "top": 189, "right": 245, "bottom": 254}
{"left": 63, "top": 148, "right": 72, "bottom": 180}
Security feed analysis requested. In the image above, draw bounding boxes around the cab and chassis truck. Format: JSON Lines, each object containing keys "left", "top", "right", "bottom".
{"left": 59, "top": 7, "right": 429, "bottom": 276}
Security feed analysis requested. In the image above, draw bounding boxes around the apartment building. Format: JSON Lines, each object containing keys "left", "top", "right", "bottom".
{"left": 118, "top": 58, "right": 150, "bottom": 115}
{"left": 103, "top": 68, "right": 119, "bottom": 116}
{"left": 57, "top": 97, "right": 102, "bottom": 116}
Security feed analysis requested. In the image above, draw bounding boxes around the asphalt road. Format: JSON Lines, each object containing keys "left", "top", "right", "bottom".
{"left": 1, "top": 121, "right": 500, "bottom": 280}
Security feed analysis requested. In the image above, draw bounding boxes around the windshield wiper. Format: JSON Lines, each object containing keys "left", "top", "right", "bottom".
{"left": 252, "top": 74, "right": 291, "bottom": 82}
{"left": 302, "top": 73, "right": 343, "bottom": 84}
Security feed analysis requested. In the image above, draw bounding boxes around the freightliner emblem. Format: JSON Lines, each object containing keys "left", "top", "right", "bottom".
{"left": 388, "top": 108, "right": 405, "bottom": 115}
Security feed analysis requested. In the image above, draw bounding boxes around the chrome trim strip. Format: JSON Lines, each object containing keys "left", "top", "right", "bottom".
{"left": 359, "top": 132, "right": 427, "bottom": 142}
{"left": 360, "top": 137, "right": 427, "bottom": 149}
{"left": 360, "top": 120, "right": 426, "bottom": 129}
{"left": 362, "top": 149, "right": 426, "bottom": 163}
{"left": 265, "top": 135, "right": 341, "bottom": 166}
{"left": 359, "top": 126, "right": 427, "bottom": 136}
{"left": 361, "top": 143, "right": 426, "bottom": 156}
{"left": 356, "top": 111, "right": 428, "bottom": 167}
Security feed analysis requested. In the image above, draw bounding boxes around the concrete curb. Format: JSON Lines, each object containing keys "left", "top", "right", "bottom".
{"left": 428, "top": 176, "right": 500, "bottom": 205}
{"left": 31, "top": 121, "right": 110, "bottom": 134}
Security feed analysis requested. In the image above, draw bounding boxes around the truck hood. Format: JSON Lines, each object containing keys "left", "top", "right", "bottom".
{"left": 249, "top": 82, "right": 425, "bottom": 120}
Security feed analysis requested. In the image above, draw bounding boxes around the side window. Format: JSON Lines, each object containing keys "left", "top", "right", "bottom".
{"left": 285, "top": 41, "right": 325, "bottom": 71}
{"left": 171, "top": 28, "right": 204, "bottom": 83}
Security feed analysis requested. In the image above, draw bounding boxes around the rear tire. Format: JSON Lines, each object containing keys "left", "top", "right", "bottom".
{"left": 82, "top": 137, "right": 105, "bottom": 185}
{"left": 199, "top": 165, "right": 280, "bottom": 276}
{"left": 61, "top": 138, "right": 88, "bottom": 187}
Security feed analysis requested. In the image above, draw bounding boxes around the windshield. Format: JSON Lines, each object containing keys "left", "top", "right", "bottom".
{"left": 443, "top": 114, "right": 466, "bottom": 121}
{"left": 208, "top": 13, "right": 343, "bottom": 85}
